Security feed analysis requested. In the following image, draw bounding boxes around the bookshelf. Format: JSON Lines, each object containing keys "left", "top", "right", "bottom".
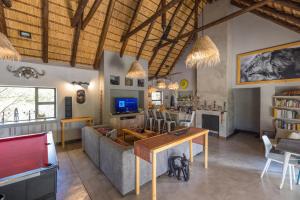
{"left": 273, "top": 96, "right": 300, "bottom": 131}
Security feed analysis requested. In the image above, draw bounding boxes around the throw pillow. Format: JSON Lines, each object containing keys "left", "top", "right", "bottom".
{"left": 287, "top": 132, "right": 300, "bottom": 140}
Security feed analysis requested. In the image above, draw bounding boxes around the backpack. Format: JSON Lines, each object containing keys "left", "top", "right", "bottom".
{"left": 167, "top": 153, "right": 190, "bottom": 181}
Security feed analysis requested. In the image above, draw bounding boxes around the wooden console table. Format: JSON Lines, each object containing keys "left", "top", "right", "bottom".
{"left": 60, "top": 116, "right": 93, "bottom": 148}
{"left": 134, "top": 127, "right": 209, "bottom": 200}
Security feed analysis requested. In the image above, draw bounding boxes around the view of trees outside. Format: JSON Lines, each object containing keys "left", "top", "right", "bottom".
{"left": 0, "top": 87, "right": 55, "bottom": 122}
{"left": 151, "top": 91, "right": 162, "bottom": 106}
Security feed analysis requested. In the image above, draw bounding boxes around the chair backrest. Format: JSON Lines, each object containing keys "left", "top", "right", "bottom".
{"left": 166, "top": 112, "right": 172, "bottom": 121}
{"left": 262, "top": 135, "right": 272, "bottom": 158}
{"left": 190, "top": 111, "right": 195, "bottom": 122}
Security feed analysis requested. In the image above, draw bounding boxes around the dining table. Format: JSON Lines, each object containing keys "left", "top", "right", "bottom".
{"left": 276, "top": 139, "right": 300, "bottom": 189}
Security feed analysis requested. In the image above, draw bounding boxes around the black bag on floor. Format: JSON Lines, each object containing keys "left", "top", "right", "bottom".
{"left": 167, "top": 153, "right": 190, "bottom": 181}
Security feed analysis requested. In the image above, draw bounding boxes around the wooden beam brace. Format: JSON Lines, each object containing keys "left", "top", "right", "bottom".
{"left": 241, "top": 0, "right": 300, "bottom": 25}
{"left": 232, "top": 0, "right": 300, "bottom": 34}
{"left": 155, "top": 6, "right": 194, "bottom": 77}
{"left": 120, "top": 0, "right": 181, "bottom": 42}
{"left": 0, "top": 3, "right": 7, "bottom": 36}
{"left": 82, "top": 0, "right": 103, "bottom": 29}
{"left": 71, "top": 19, "right": 82, "bottom": 67}
{"left": 161, "top": 0, "right": 166, "bottom": 31}
{"left": 275, "top": 0, "right": 300, "bottom": 12}
{"left": 166, "top": 35, "right": 194, "bottom": 75}
{"left": 136, "top": 22, "right": 154, "bottom": 60}
{"left": 148, "top": 1, "right": 183, "bottom": 66}
{"left": 120, "top": 0, "right": 143, "bottom": 57}
{"left": 156, "top": 0, "right": 272, "bottom": 50}
{"left": 42, "top": 0, "right": 49, "bottom": 63}
{"left": 94, "top": 0, "right": 116, "bottom": 69}
{"left": 71, "top": 0, "right": 88, "bottom": 27}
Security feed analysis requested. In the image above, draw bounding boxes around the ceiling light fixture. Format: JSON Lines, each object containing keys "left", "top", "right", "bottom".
{"left": 185, "top": 2, "right": 220, "bottom": 69}
{"left": 157, "top": 79, "right": 166, "bottom": 89}
{"left": 168, "top": 82, "right": 179, "bottom": 90}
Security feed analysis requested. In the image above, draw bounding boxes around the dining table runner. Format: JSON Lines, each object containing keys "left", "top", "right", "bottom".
{"left": 134, "top": 127, "right": 207, "bottom": 163}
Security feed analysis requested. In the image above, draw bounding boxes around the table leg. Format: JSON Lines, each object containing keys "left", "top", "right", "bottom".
{"left": 189, "top": 140, "right": 193, "bottom": 163}
{"left": 280, "top": 152, "right": 291, "bottom": 189}
{"left": 152, "top": 153, "right": 157, "bottom": 200}
{"left": 204, "top": 132, "right": 208, "bottom": 169}
{"left": 136, "top": 156, "right": 140, "bottom": 195}
{"left": 61, "top": 122, "right": 65, "bottom": 148}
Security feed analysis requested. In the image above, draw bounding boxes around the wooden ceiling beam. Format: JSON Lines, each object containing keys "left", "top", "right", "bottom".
{"left": 155, "top": 7, "right": 195, "bottom": 77}
{"left": 136, "top": 22, "right": 154, "bottom": 61}
{"left": 71, "top": 19, "right": 82, "bottom": 67}
{"left": 120, "top": 0, "right": 143, "bottom": 57}
{"left": 275, "top": 0, "right": 300, "bottom": 11}
{"left": 156, "top": 0, "right": 272, "bottom": 50}
{"left": 148, "top": 1, "right": 183, "bottom": 66}
{"left": 244, "top": 0, "right": 300, "bottom": 25}
{"left": 166, "top": 35, "right": 194, "bottom": 76}
{"left": 94, "top": 0, "right": 116, "bottom": 69}
{"left": 41, "top": 0, "right": 49, "bottom": 63}
{"left": 82, "top": 0, "right": 103, "bottom": 29}
{"left": 232, "top": 0, "right": 300, "bottom": 34}
{"left": 0, "top": 3, "right": 7, "bottom": 36}
{"left": 120, "top": 0, "right": 181, "bottom": 42}
{"left": 71, "top": 0, "right": 88, "bottom": 27}
{"left": 161, "top": 0, "right": 166, "bottom": 31}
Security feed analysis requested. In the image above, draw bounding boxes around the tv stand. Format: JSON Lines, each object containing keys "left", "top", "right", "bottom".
{"left": 110, "top": 112, "right": 144, "bottom": 129}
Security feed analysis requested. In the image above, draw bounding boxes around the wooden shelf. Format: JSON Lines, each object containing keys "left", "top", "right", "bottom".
{"left": 273, "top": 117, "right": 300, "bottom": 122}
{"left": 273, "top": 106, "right": 300, "bottom": 111}
{"left": 273, "top": 96, "right": 300, "bottom": 99}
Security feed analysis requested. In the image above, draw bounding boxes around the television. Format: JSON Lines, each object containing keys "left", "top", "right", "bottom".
{"left": 115, "top": 97, "right": 138, "bottom": 114}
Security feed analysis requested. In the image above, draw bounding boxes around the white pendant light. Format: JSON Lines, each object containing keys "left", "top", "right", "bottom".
{"left": 185, "top": 2, "right": 219, "bottom": 69}
{"left": 126, "top": 61, "right": 146, "bottom": 78}
{"left": 157, "top": 80, "right": 166, "bottom": 89}
{"left": 186, "top": 35, "right": 220, "bottom": 68}
{"left": 0, "top": 32, "right": 21, "bottom": 61}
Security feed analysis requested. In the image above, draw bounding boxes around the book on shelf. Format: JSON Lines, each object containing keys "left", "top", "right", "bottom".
{"left": 274, "top": 99, "right": 300, "bottom": 108}
{"left": 275, "top": 120, "right": 300, "bottom": 131}
{"left": 273, "top": 108, "right": 298, "bottom": 119}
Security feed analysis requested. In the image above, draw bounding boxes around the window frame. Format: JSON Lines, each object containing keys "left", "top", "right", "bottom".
{"left": 151, "top": 91, "right": 163, "bottom": 106}
{"left": 0, "top": 86, "right": 57, "bottom": 122}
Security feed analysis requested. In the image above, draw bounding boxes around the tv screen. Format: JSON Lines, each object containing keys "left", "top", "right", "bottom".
{"left": 115, "top": 98, "right": 138, "bottom": 114}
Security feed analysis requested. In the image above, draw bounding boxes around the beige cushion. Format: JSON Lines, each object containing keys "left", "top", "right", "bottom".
{"left": 275, "top": 128, "right": 293, "bottom": 143}
{"left": 287, "top": 132, "right": 300, "bottom": 140}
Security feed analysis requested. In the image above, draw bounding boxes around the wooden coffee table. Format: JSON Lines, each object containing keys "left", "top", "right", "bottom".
{"left": 122, "top": 129, "right": 156, "bottom": 140}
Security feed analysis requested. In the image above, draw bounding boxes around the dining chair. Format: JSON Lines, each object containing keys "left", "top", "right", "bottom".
{"left": 162, "top": 112, "right": 176, "bottom": 133}
{"left": 153, "top": 110, "right": 164, "bottom": 133}
{"left": 261, "top": 135, "right": 297, "bottom": 190}
{"left": 179, "top": 111, "right": 195, "bottom": 127}
{"left": 145, "top": 110, "right": 154, "bottom": 131}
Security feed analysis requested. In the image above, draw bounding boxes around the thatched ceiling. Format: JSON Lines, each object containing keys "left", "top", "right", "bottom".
{"left": 0, "top": 0, "right": 299, "bottom": 78}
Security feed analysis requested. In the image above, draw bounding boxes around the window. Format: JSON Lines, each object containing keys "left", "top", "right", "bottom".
{"left": 151, "top": 91, "right": 163, "bottom": 106}
{"left": 0, "top": 87, "right": 56, "bottom": 122}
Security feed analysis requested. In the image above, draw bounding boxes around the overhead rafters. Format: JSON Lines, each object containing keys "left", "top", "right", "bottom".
{"left": 120, "top": 0, "right": 143, "bottom": 57}
{"left": 71, "top": 0, "right": 88, "bottom": 67}
{"left": 41, "top": 0, "right": 49, "bottom": 63}
{"left": 82, "top": 0, "right": 103, "bottom": 29}
{"left": 120, "top": 0, "right": 181, "bottom": 42}
{"left": 148, "top": 1, "right": 183, "bottom": 66}
{"left": 71, "top": 0, "right": 88, "bottom": 27}
{"left": 156, "top": 0, "right": 272, "bottom": 50}
{"left": 232, "top": 0, "right": 300, "bottom": 34}
{"left": 0, "top": 3, "right": 7, "bottom": 35}
{"left": 275, "top": 0, "right": 300, "bottom": 12}
{"left": 154, "top": 6, "right": 195, "bottom": 77}
{"left": 94, "top": 0, "right": 116, "bottom": 69}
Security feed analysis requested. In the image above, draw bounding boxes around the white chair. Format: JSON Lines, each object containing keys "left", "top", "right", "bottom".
{"left": 179, "top": 111, "right": 195, "bottom": 127}
{"left": 145, "top": 110, "right": 153, "bottom": 131}
{"left": 261, "top": 135, "right": 297, "bottom": 190}
{"left": 153, "top": 110, "right": 164, "bottom": 133}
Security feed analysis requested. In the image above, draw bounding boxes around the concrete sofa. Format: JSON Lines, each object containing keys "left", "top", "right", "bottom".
{"left": 82, "top": 126, "right": 203, "bottom": 196}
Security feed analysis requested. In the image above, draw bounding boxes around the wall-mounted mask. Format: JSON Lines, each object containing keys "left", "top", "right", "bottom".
{"left": 76, "top": 89, "right": 86, "bottom": 104}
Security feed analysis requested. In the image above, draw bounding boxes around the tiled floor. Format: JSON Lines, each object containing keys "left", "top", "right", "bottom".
{"left": 56, "top": 133, "right": 300, "bottom": 200}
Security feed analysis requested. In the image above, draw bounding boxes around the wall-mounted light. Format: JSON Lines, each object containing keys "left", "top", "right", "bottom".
{"left": 71, "top": 81, "right": 90, "bottom": 89}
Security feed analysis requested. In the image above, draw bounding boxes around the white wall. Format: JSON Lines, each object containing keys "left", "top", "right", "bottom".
{"left": 0, "top": 61, "right": 100, "bottom": 142}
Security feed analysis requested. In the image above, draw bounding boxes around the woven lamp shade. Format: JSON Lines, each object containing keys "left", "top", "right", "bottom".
{"left": 126, "top": 61, "right": 146, "bottom": 78}
{"left": 186, "top": 35, "right": 220, "bottom": 69}
{"left": 0, "top": 32, "right": 21, "bottom": 61}
{"left": 157, "top": 80, "right": 166, "bottom": 89}
{"left": 148, "top": 86, "right": 157, "bottom": 93}
{"left": 168, "top": 82, "right": 179, "bottom": 90}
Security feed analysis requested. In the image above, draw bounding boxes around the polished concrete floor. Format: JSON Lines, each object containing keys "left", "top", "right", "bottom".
{"left": 56, "top": 133, "right": 300, "bottom": 200}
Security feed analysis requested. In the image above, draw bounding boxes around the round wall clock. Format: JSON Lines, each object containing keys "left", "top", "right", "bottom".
{"left": 180, "top": 79, "right": 188, "bottom": 89}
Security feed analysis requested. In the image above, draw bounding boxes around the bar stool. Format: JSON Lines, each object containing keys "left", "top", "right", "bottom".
{"left": 153, "top": 110, "right": 164, "bottom": 133}
{"left": 145, "top": 110, "right": 154, "bottom": 131}
{"left": 162, "top": 112, "right": 176, "bottom": 133}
